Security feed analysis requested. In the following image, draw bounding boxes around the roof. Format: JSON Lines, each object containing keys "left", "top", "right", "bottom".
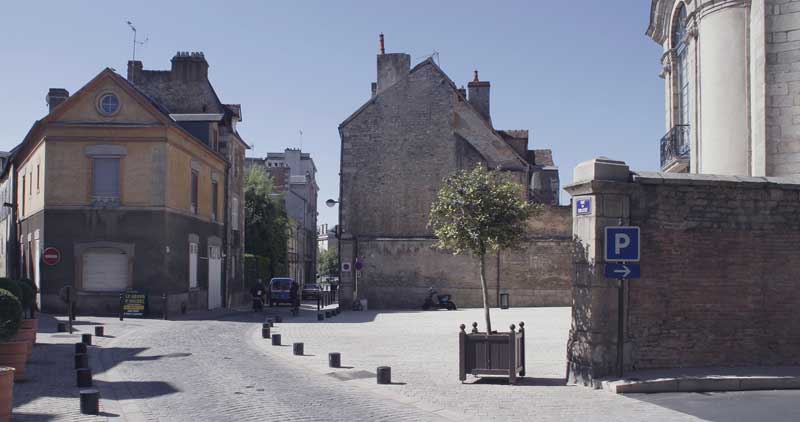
{"left": 339, "top": 57, "right": 529, "bottom": 171}
{"left": 646, "top": 0, "right": 676, "bottom": 44}
{"left": 133, "top": 69, "right": 225, "bottom": 114}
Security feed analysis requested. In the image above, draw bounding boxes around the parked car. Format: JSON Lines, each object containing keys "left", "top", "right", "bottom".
{"left": 302, "top": 283, "right": 321, "bottom": 300}
{"left": 268, "top": 278, "right": 294, "bottom": 306}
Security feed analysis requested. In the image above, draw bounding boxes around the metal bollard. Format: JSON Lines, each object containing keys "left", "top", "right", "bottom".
{"left": 377, "top": 366, "right": 392, "bottom": 384}
{"left": 57, "top": 322, "right": 67, "bottom": 333}
{"left": 75, "top": 342, "right": 87, "bottom": 355}
{"left": 271, "top": 334, "right": 281, "bottom": 346}
{"left": 119, "top": 293, "right": 124, "bottom": 321}
{"left": 94, "top": 326, "right": 104, "bottom": 337}
{"left": 328, "top": 352, "right": 341, "bottom": 368}
{"left": 317, "top": 313, "right": 324, "bottom": 321}
{"left": 261, "top": 324, "right": 271, "bottom": 339}
{"left": 293, "top": 343, "right": 304, "bottom": 356}
{"left": 74, "top": 353, "right": 88, "bottom": 369}
{"left": 76, "top": 368, "right": 92, "bottom": 387}
{"left": 79, "top": 389, "right": 100, "bottom": 415}
{"left": 81, "top": 334, "right": 92, "bottom": 346}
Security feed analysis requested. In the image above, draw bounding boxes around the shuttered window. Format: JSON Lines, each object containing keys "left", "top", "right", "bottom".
{"left": 191, "top": 170, "right": 199, "bottom": 214}
{"left": 92, "top": 158, "right": 120, "bottom": 198}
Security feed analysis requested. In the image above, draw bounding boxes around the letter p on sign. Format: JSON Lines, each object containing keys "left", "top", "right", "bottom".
{"left": 604, "top": 226, "right": 640, "bottom": 262}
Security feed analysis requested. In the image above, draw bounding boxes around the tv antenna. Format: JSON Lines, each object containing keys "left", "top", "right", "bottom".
{"left": 417, "top": 51, "right": 440, "bottom": 65}
{"left": 126, "top": 21, "right": 149, "bottom": 61}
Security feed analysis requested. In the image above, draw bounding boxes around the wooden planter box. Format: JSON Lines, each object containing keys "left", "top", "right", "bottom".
{"left": 459, "top": 321, "right": 525, "bottom": 384}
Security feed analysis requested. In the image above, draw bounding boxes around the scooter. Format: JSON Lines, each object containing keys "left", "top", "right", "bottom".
{"left": 422, "top": 289, "right": 457, "bottom": 311}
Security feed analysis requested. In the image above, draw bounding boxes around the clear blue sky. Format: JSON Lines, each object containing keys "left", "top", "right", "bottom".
{"left": 0, "top": 1, "right": 663, "bottom": 227}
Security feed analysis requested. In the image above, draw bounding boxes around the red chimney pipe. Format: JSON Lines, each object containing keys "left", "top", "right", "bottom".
{"left": 379, "top": 33, "right": 385, "bottom": 55}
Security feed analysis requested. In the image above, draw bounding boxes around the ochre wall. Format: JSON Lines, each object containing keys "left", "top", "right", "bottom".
{"left": 17, "top": 142, "right": 45, "bottom": 219}
{"left": 165, "top": 127, "right": 225, "bottom": 224}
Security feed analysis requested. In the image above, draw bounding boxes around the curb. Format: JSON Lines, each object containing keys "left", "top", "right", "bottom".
{"left": 603, "top": 376, "right": 800, "bottom": 394}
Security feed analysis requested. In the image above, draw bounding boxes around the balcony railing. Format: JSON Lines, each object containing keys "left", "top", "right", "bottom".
{"left": 660, "top": 124, "right": 690, "bottom": 170}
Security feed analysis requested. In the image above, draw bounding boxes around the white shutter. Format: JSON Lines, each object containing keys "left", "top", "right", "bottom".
{"left": 83, "top": 248, "right": 128, "bottom": 291}
{"left": 189, "top": 243, "right": 198, "bottom": 288}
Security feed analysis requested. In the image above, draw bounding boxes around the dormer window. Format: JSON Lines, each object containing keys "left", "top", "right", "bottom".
{"left": 98, "top": 93, "right": 120, "bottom": 116}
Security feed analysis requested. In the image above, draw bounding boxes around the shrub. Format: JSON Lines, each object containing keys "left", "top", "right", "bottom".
{"left": 0, "top": 278, "right": 23, "bottom": 303}
{"left": 0, "top": 289, "right": 22, "bottom": 342}
{"left": 15, "top": 280, "right": 35, "bottom": 311}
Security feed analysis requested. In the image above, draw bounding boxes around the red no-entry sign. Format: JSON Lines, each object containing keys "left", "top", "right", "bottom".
{"left": 42, "top": 247, "right": 61, "bottom": 266}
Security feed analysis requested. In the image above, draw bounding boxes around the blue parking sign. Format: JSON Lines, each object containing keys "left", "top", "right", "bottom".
{"left": 604, "top": 226, "right": 640, "bottom": 262}
{"left": 576, "top": 198, "right": 592, "bottom": 216}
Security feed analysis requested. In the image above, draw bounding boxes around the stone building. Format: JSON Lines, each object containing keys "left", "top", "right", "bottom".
{"left": 337, "top": 38, "right": 569, "bottom": 309}
{"left": 648, "top": 0, "right": 800, "bottom": 176}
{"left": 246, "top": 148, "right": 318, "bottom": 285}
{"left": 0, "top": 52, "right": 248, "bottom": 315}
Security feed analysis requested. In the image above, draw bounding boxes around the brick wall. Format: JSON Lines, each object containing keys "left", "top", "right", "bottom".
{"left": 566, "top": 158, "right": 800, "bottom": 385}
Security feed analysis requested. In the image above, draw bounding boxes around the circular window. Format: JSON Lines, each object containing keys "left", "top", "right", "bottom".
{"left": 97, "top": 93, "right": 120, "bottom": 116}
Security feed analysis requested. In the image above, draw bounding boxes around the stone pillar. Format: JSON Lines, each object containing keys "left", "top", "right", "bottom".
{"left": 563, "top": 158, "right": 634, "bottom": 387}
{"left": 338, "top": 236, "right": 355, "bottom": 309}
{"left": 697, "top": 2, "right": 751, "bottom": 175}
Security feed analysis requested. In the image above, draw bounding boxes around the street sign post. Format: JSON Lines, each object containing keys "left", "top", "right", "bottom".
{"left": 576, "top": 198, "right": 592, "bottom": 216}
{"left": 42, "top": 247, "right": 61, "bottom": 266}
{"left": 604, "top": 226, "right": 640, "bottom": 262}
{"left": 604, "top": 263, "right": 640, "bottom": 279}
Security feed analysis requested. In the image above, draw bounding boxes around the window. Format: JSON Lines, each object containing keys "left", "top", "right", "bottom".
{"left": 98, "top": 93, "right": 120, "bottom": 116}
{"left": 232, "top": 196, "right": 239, "bottom": 230}
{"left": 191, "top": 170, "right": 199, "bottom": 214}
{"left": 673, "top": 5, "right": 690, "bottom": 129}
{"left": 92, "top": 158, "right": 120, "bottom": 198}
{"left": 189, "top": 242, "right": 198, "bottom": 288}
{"left": 211, "top": 179, "right": 218, "bottom": 222}
{"left": 21, "top": 175, "right": 25, "bottom": 216}
{"left": 28, "top": 172, "right": 32, "bottom": 195}
{"left": 36, "top": 164, "right": 40, "bottom": 192}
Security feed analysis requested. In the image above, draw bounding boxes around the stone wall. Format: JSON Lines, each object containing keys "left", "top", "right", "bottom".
{"left": 354, "top": 206, "right": 573, "bottom": 309}
{"left": 565, "top": 158, "right": 800, "bottom": 385}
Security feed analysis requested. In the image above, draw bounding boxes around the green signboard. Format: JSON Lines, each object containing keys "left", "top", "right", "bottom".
{"left": 122, "top": 288, "right": 148, "bottom": 318}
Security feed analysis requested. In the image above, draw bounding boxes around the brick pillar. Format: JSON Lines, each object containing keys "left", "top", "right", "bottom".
{"left": 563, "top": 157, "right": 633, "bottom": 387}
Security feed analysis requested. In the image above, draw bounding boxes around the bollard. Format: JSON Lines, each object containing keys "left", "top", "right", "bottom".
{"left": 271, "top": 334, "right": 281, "bottom": 346}
{"left": 76, "top": 368, "right": 92, "bottom": 387}
{"left": 57, "top": 322, "right": 67, "bottom": 333}
{"left": 94, "top": 326, "right": 104, "bottom": 337}
{"left": 293, "top": 343, "right": 304, "bottom": 356}
{"left": 79, "top": 389, "right": 100, "bottom": 415}
{"left": 377, "top": 366, "right": 391, "bottom": 384}
{"left": 317, "top": 313, "right": 324, "bottom": 321}
{"left": 74, "top": 353, "right": 88, "bottom": 369}
{"left": 275, "top": 315, "right": 282, "bottom": 323}
{"left": 75, "top": 342, "right": 87, "bottom": 355}
{"left": 328, "top": 352, "right": 341, "bottom": 368}
{"left": 81, "top": 334, "right": 92, "bottom": 346}
{"left": 119, "top": 293, "right": 124, "bottom": 321}
{"left": 261, "top": 325, "right": 271, "bottom": 339}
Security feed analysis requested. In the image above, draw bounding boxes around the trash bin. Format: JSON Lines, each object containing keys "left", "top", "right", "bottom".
{"left": 500, "top": 293, "right": 510, "bottom": 310}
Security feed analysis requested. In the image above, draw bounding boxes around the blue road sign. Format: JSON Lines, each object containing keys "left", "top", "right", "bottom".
{"left": 604, "top": 263, "right": 640, "bottom": 279}
{"left": 576, "top": 198, "right": 592, "bottom": 216}
{"left": 604, "top": 226, "right": 640, "bottom": 262}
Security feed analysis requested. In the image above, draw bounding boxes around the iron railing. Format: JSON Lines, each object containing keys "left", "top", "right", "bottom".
{"left": 660, "top": 124, "right": 690, "bottom": 170}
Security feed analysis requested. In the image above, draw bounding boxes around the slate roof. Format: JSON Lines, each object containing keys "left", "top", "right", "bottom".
{"left": 133, "top": 70, "right": 225, "bottom": 114}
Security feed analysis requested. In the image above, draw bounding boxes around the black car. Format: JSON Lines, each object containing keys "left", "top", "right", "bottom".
{"left": 301, "top": 283, "right": 321, "bottom": 300}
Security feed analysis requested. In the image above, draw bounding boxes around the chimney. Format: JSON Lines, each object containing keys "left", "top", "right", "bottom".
{"left": 371, "top": 82, "right": 377, "bottom": 97}
{"left": 468, "top": 70, "right": 491, "bottom": 123}
{"left": 127, "top": 60, "right": 143, "bottom": 83}
{"left": 375, "top": 34, "right": 410, "bottom": 94}
{"left": 46, "top": 88, "right": 69, "bottom": 113}
{"left": 170, "top": 51, "right": 209, "bottom": 82}
{"left": 457, "top": 85, "right": 467, "bottom": 99}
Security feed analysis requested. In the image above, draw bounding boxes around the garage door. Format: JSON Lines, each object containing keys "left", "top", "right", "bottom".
{"left": 83, "top": 248, "right": 129, "bottom": 291}
{"left": 208, "top": 246, "right": 222, "bottom": 309}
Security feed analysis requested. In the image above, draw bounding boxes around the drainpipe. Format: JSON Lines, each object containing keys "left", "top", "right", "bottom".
{"left": 223, "top": 159, "right": 231, "bottom": 308}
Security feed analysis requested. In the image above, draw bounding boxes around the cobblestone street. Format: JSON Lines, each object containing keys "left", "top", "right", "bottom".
{"left": 13, "top": 306, "right": 800, "bottom": 421}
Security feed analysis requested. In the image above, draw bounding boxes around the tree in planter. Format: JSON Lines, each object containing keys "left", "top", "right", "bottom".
{"left": 429, "top": 164, "right": 540, "bottom": 333}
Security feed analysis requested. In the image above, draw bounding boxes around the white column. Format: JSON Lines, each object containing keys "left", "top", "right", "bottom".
{"left": 698, "top": 3, "right": 751, "bottom": 175}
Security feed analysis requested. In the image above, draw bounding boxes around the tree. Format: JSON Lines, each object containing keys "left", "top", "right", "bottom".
{"left": 429, "top": 164, "right": 541, "bottom": 333}
{"left": 245, "top": 166, "right": 289, "bottom": 280}
{"left": 317, "top": 248, "right": 339, "bottom": 278}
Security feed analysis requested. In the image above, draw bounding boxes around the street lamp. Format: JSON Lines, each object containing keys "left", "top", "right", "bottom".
{"left": 325, "top": 199, "right": 338, "bottom": 208}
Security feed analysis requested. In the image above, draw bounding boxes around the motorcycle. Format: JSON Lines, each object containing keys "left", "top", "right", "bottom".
{"left": 422, "top": 288, "right": 457, "bottom": 311}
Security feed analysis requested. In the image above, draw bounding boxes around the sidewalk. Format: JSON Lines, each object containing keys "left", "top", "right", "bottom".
{"left": 602, "top": 366, "right": 800, "bottom": 394}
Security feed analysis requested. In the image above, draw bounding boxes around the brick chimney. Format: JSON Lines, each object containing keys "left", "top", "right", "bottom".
{"left": 375, "top": 34, "right": 410, "bottom": 94}
{"left": 170, "top": 51, "right": 209, "bottom": 82}
{"left": 46, "top": 88, "right": 69, "bottom": 113}
{"left": 468, "top": 70, "right": 491, "bottom": 123}
{"left": 127, "top": 60, "right": 143, "bottom": 83}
